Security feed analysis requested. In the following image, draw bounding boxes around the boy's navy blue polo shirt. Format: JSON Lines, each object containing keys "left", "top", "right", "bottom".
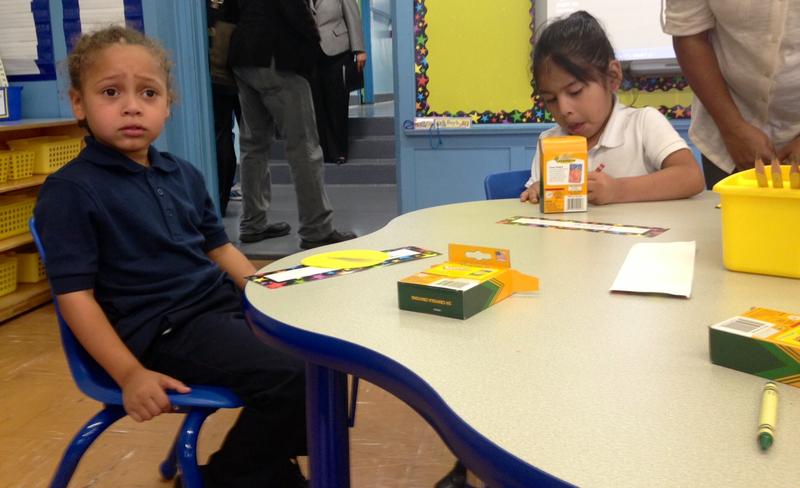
{"left": 35, "top": 137, "right": 232, "bottom": 357}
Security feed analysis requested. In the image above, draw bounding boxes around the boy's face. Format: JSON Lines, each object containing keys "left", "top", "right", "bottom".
{"left": 538, "top": 59, "right": 620, "bottom": 149}
{"left": 70, "top": 43, "right": 170, "bottom": 166}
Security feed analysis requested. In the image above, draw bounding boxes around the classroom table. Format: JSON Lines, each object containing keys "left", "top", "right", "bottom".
{"left": 243, "top": 192, "right": 800, "bottom": 487}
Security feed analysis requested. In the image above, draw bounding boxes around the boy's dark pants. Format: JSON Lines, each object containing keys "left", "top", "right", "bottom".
{"left": 142, "top": 280, "right": 306, "bottom": 485}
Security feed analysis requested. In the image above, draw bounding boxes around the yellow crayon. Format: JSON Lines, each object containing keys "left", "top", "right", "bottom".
{"left": 758, "top": 382, "right": 778, "bottom": 451}
{"left": 770, "top": 159, "right": 783, "bottom": 188}
{"left": 754, "top": 158, "right": 768, "bottom": 188}
{"left": 791, "top": 158, "right": 800, "bottom": 189}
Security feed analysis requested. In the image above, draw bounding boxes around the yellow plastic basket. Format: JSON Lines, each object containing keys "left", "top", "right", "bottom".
{"left": 0, "top": 195, "right": 36, "bottom": 240}
{"left": 1, "top": 149, "right": 35, "bottom": 180}
{"left": 713, "top": 166, "right": 800, "bottom": 279}
{"left": 8, "top": 136, "right": 81, "bottom": 174}
{"left": 0, "top": 256, "right": 18, "bottom": 297}
{"left": 16, "top": 248, "right": 46, "bottom": 283}
{"left": 0, "top": 151, "right": 11, "bottom": 183}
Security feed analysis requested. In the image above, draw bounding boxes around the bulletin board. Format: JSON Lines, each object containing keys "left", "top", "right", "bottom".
{"left": 1, "top": 0, "right": 56, "bottom": 81}
{"left": 414, "top": 0, "right": 692, "bottom": 123}
{"left": 62, "top": 0, "right": 145, "bottom": 50}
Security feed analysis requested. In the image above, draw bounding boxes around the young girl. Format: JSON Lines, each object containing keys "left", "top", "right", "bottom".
{"left": 35, "top": 26, "right": 307, "bottom": 486}
{"left": 520, "top": 10, "right": 705, "bottom": 205}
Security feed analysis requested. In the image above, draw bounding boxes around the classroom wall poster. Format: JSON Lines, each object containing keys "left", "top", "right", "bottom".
{"left": 62, "top": 0, "right": 145, "bottom": 51}
{"left": 0, "top": 0, "right": 56, "bottom": 81}
{"left": 414, "top": 0, "right": 692, "bottom": 124}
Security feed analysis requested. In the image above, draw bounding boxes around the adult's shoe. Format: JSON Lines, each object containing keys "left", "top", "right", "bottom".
{"left": 299, "top": 230, "right": 356, "bottom": 250}
{"left": 239, "top": 222, "right": 291, "bottom": 243}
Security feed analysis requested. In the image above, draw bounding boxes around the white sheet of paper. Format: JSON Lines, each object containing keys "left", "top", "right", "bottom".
{"left": 610, "top": 241, "right": 696, "bottom": 297}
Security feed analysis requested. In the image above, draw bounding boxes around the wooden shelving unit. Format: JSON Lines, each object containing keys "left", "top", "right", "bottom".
{"left": 0, "top": 118, "right": 83, "bottom": 322}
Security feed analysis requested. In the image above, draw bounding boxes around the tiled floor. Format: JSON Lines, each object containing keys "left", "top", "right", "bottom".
{"left": 225, "top": 183, "right": 398, "bottom": 259}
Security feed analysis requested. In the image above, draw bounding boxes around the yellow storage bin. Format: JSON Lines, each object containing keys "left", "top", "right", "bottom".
{"left": 0, "top": 255, "right": 18, "bottom": 297}
{"left": 16, "top": 248, "right": 46, "bottom": 283}
{"left": 713, "top": 166, "right": 800, "bottom": 279}
{"left": 0, "top": 151, "right": 11, "bottom": 182}
{"left": 8, "top": 136, "right": 81, "bottom": 174}
{"left": 0, "top": 149, "right": 35, "bottom": 180}
{"left": 0, "top": 195, "right": 36, "bottom": 240}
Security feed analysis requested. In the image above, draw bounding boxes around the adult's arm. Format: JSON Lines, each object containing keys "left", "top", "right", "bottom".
{"left": 672, "top": 33, "right": 774, "bottom": 168}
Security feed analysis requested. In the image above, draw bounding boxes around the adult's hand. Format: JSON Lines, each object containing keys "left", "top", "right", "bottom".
{"left": 356, "top": 52, "right": 367, "bottom": 71}
{"left": 720, "top": 121, "right": 775, "bottom": 170}
{"left": 776, "top": 134, "right": 800, "bottom": 163}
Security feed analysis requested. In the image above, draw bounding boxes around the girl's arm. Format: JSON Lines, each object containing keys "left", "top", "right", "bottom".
{"left": 56, "top": 290, "right": 190, "bottom": 422}
{"left": 207, "top": 242, "right": 258, "bottom": 290}
{"left": 588, "top": 148, "right": 705, "bottom": 204}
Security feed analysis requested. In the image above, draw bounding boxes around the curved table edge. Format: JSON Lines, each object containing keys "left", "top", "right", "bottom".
{"left": 243, "top": 298, "right": 574, "bottom": 488}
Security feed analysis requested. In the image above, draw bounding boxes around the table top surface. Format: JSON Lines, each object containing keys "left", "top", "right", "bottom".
{"left": 245, "top": 192, "right": 800, "bottom": 487}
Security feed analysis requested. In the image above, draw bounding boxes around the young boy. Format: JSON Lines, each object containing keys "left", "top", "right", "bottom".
{"left": 34, "top": 26, "right": 307, "bottom": 487}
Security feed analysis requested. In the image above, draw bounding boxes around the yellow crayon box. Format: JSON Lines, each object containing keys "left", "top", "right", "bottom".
{"left": 539, "top": 135, "right": 588, "bottom": 213}
{"left": 709, "top": 307, "right": 800, "bottom": 387}
{"left": 397, "top": 244, "right": 539, "bottom": 320}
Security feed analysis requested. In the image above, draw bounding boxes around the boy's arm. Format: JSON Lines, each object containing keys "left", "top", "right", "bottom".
{"left": 207, "top": 243, "right": 258, "bottom": 290}
{"left": 56, "top": 290, "right": 190, "bottom": 422}
{"left": 588, "top": 149, "right": 705, "bottom": 204}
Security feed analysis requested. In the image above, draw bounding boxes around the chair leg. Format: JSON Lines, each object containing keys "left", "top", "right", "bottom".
{"left": 50, "top": 404, "right": 127, "bottom": 488}
{"left": 176, "top": 408, "right": 217, "bottom": 488}
{"left": 348, "top": 375, "right": 360, "bottom": 428}
{"left": 159, "top": 429, "right": 180, "bottom": 481}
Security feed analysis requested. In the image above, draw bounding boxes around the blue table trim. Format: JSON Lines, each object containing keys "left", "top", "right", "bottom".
{"left": 243, "top": 299, "right": 574, "bottom": 488}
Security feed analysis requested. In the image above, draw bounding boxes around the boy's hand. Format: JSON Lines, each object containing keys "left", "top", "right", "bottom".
{"left": 120, "top": 367, "right": 191, "bottom": 422}
{"left": 588, "top": 172, "right": 620, "bottom": 205}
{"left": 520, "top": 185, "right": 540, "bottom": 203}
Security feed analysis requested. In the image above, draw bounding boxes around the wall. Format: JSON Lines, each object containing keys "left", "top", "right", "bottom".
{"left": 393, "top": 0, "right": 696, "bottom": 214}
{"left": 12, "top": 0, "right": 218, "bottom": 209}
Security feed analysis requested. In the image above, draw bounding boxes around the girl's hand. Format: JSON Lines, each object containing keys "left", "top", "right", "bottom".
{"left": 120, "top": 367, "right": 191, "bottom": 422}
{"left": 588, "top": 171, "right": 620, "bottom": 205}
{"left": 720, "top": 121, "right": 775, "bottom": 170}
{"left": 520, "top": 185, "right": 540, "bottom": 203}
{"left": 356, "top": 52, "right": 367, "bottom": 72}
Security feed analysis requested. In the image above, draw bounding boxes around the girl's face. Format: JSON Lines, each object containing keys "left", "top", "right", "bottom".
{"left": 69, "top": 43, "right": 170, "bottom": 166}
{"left": 537, "top": 59, "right": 621, "bottom": 149}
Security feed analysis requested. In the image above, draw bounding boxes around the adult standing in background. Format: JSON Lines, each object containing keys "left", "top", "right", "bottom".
{"left": 229, "top": 0, "right": 355, "bottom": 248}
{"left": 663, "top": 0, "right": 800, "bottom": 189}
{"left": 311, "top": 0, "right": 367, "bottom": 165}
{"left": 207, "top": 0, "right": 241, "bottom": 217}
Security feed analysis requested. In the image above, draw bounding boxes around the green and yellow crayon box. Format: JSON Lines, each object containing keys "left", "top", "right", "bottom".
{"left": 709, "top": 307, "right": 800, "bottom": 387}
{"left": 397, "top": 244, "right": 539, "bottom": 320}
{"left": 539, "top": 135, "right": 588, "bottom": 213}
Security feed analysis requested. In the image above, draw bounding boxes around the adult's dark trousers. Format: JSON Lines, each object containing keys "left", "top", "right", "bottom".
{"left": 213, "top": 83, "right": 242, "bottom": 216}
{"left": 142, "top": 280, "right": 307, "bottom": 486}
{"left": 311, "top": 51, "right": 351, "bottom": 162}
{"left": 701, "top": 154, "right": 735, "bottom": 190}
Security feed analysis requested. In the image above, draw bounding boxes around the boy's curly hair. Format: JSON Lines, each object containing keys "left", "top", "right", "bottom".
{"left": 67, "top": 25, "right": 176, "bottom": 102}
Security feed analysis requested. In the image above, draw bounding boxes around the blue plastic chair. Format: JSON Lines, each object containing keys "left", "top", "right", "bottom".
{"left": 483, "top": 169, "right": 531, "bottom": 200}
{"left": 29, "top": 219, "right": 243, "bottom": 488}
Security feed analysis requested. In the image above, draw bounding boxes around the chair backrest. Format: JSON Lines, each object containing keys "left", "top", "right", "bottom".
{"left": 29, "top": 218, "right": 123, "bottom": 404}
{"left": 483, "top": 169, "right": 531, "bottom": 200}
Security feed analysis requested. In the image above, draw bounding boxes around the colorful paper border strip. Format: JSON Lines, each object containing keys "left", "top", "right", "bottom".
{"left": 247, "top": 246, "right": 441, "bottom": 289}
{"left": 413, "top": 0, "right": 691, "bottom": 122}
{"left": 498, "top": 216, "right": 669, "bottom": 238}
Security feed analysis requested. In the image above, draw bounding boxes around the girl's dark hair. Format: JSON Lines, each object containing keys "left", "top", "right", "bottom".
{"left": 532, "top": 11, "right": 616, "bottom": 87}
{"left": 67, "top": 25, "right": 175, "bottom": 100}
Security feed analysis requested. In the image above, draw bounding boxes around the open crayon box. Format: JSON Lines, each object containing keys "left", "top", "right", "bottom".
{"left": 713, "top": 166, "right": 800, "bottom": 279}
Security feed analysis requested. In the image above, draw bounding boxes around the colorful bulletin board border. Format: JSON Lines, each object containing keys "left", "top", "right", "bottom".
{"left": 498, "top": 216, "right": 669, "bottom": 238}
{"left": 7, "top": 0, "right": 56, "bottom": 82}
{"left": 414, "top": 0, "right": 691, "bottom": 123}
{"left": 248, "top": 246, "right": 441, "bottom": 289}
{"left": 62, "top": 0, "right": 145, "bottom": 51}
